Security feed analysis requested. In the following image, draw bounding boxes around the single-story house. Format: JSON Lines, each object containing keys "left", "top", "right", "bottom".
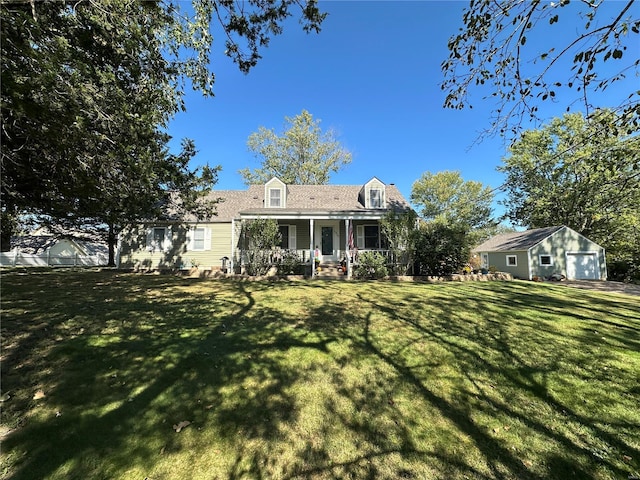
{"left": 473, "top": 225, "right": 607, "bottom": 280}
{"left": 118, "top": 177, "right": 413, "bottom": 275}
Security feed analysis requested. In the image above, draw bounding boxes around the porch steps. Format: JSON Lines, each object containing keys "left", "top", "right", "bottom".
{"left": 315, "top": 261, "right": 348, "bottom": 280}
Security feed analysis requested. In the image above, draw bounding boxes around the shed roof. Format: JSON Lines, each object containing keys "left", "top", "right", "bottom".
{"left": 473, "top": 226, "right": 565, "bottom": 252}
{"left": 11, "top": 235, "right": 108, "bottom": 256}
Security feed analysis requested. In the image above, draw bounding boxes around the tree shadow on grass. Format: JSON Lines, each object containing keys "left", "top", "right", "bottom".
{"left": 2, "top": 274, "right": 312, "bottom": 479}
{"left": 1, "top": 274, "right": 638, "bottom": 479}
{"left": 347, "top": 283, "right": 639, "bottom": 479}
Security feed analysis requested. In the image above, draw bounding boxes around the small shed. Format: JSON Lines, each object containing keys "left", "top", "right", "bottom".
{"left": 473, "top": 226, "right": 607, "bottom": 280}
{"left": 7, "top": 234, "right": 108, "bottom": 266}
{"left": 12, "top": 235, "right": 107, "bottom": 257}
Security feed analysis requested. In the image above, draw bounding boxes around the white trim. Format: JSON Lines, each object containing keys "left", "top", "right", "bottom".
{"left": 315, "top": 220, "right": 341, "bottom": 261}
{"left": 369, "top": 188, "right": 383, "bottom": 208}
{"left": 268, "top": 188, "right": 282, "bottom": 208}
{"left": 147, "top": 226, "right": 171, "bottom": 252}
{"left": 506, "top": 254, "right": 517, "bottom": 267}
{"left": 360, "top": 224, "right": 381, "bottom": 249}
{"left": 356, "top": 225, "right": 364, "bottom": 249}
{"left": 539, "top": 254, "right": 553, "bottom": 266}
{"left": 363, "top": 177, "right": 386, "bottom": 209}
{"left": 230, "top": 218, "right": 235, "bottom": 273}
{"left": 264, "top": 177, "right": 286, "bottom": 208}
{"left": 309, "top": 219, "right": 315, "bottom": 276}
{"left": 187, "top": 226, "right": 209, "bottom": 251}
{"left": 239, "top": 211, "right": 385, "bottom": 221}
{"left": 278, "top": 224, "right": 297, "bottom": 251}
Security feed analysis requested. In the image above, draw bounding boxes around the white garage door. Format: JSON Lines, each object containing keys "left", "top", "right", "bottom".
{"left": 566, "top": 252, "right": 598, "bottom": 280}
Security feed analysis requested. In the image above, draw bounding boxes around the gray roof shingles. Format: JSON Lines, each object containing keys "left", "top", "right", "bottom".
{"left": 198, "top": 183, "right": 411, "bottom": 222}
{"left": 473, "top": 226, "right": 564, "bottom": 252}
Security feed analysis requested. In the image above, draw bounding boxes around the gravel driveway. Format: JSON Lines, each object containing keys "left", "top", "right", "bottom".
{"left": 562, "top": 280, "right": 640, "bottom": 297}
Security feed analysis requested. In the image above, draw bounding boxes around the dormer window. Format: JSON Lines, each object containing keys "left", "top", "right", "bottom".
{"left": 269, "top": 188, "right": 281, "bottom": 207}
{"left": 360, "top": 177, "right": 386, "bottom": 209}
{"left": 369, "top": 188, "right": 382, "bottom": 208}
{"left": 265, "top": 177, "right": 286, "bottom": 208}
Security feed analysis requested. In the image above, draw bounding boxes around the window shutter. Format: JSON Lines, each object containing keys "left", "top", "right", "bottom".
{"left": 204, "top": 228, "right": 212, "bottom": 250}
{"left": 165, "top": 226, "right": 172, "bottom": 252}
{"left": 356, "top": 225, "right": 364, "bottom": 249}
{"left": 288, "top": 225, "right": 296, "bottom": 251}
{"left": 146, "top": 228, "right": 154, "bottom": 251}
{"left": 186, "top": 227, "right": 194, "bottom": 251}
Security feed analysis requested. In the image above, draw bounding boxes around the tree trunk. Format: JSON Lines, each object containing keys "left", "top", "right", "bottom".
{"left": 0, "top": 227, "right": 12, "bottom": 252}
{"left": 0, "top": 211, "right": 15, "bottom": 252}
{"left": 107, "top": 223, "right": 117, "bottom": 267}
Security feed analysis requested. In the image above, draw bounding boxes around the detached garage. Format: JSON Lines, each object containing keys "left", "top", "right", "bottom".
{"left": 473, "top": 226, "right": 607, "bottom": 281}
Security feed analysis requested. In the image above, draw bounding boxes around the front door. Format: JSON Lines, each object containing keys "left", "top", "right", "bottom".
{"left": 321, "top": 227, "right": 333, "bottom": 256}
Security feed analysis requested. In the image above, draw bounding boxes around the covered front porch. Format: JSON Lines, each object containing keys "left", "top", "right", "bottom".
{"left": 231, "top": 213, "right": 387, "bottom": 278}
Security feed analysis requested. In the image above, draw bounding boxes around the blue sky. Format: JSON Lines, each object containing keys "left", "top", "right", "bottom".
{"left": 167, "top": 1, "right": 637, "bottom": 218}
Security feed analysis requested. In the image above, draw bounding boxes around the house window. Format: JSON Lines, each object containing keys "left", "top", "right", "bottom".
{"left": 277, "top": 224, "right": 296, "bottom": 250}
{"left": 152, "top": 227, "right": 166, "bottom": 251}
{"left": 539, "top": 254, "right": 553, "bottom": 266}
{"left": 193, "top": 227, "right": 205, "bottom": 251}
{"left": 369, "top": 188, "right": 382, "bottom": 208}
{"left": 364, "top": 225, "right": 380, "bottom": 249}
{"left": 269, "top": 188, "right": 281, "bottom": 207}
{"left": 147, "top": 226, "right": 172, "bottom": 252}
{"left": 506, "top": 255, "right": 517, "bottom": 266}
{"left": 279, "top": 225, "right": 289, "bottom": 249}
{"left": 481, "top": 253, "right": 489, "bottom": 269}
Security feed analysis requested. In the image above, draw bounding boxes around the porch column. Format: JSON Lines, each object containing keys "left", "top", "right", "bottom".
{"left": 309, "top": 218, "right": 315, "bottom": 277}
{"left": 344, "top": 218, "right": 350, "bottom": 279}
{"left": 230, "top": 218, "right": 235, "bottom": 274}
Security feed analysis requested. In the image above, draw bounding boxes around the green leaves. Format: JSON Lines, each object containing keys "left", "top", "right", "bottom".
{"left": 499, "top": 110, "right": 640, "bottom": 263}
{"left": 1, "top": 0, "right": 327, "bottom": 254}
{"left": 440, "top": 0, "right": 640, "bottom": 138}
{"left": 240, "top": 110, "right": 352, "bottom": 185}
{"left": 410, "top": 170, "right": 495, "bottom": 231}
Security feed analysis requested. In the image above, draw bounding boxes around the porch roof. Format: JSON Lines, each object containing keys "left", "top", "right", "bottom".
{"left": 237, "top": 209, "right": 387, "bottom": 220}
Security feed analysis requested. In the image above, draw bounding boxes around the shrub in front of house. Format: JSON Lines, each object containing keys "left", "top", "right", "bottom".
{"left": 353, "top": 251, "right": 388, "bottom": 279}
{"left": 413, "top": 223, "right": 470, "bottom": 276}
{"left": 242, "top": 218, "right": 281, "bottom": 276}
{"left": 277, "top": 250, "right": 305, "bottom": 275}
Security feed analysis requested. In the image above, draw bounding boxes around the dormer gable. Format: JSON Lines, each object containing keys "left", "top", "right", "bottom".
{"left": 359, "top": 177, "right": 386, "bottom": 209}
{"left": 264, "top": 177, "right": 287, "bottom": 208}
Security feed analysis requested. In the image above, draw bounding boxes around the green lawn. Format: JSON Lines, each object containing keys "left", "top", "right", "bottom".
{"left": 1, "top": 271, "right": 639, "bottom": 480}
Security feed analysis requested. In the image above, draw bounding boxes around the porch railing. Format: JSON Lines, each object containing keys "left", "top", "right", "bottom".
{"left": 236, "top": 248, "right": 413, "bottom": 275}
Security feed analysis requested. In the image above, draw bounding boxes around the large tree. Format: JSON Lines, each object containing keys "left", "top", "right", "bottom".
{"left": 410, "top": 170, "right": 495, "bottom": 230}
{"left": 1, "top": 0, "right": 326, "bottom": 257}
{"left": 239, "top": 110, "right": 352, "bottom": 185}
{"left": 442, "top": 0, "right": 639, "bottom": 137}
{"left": 499, "top": 110, "right": 640, "bottom": 264}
